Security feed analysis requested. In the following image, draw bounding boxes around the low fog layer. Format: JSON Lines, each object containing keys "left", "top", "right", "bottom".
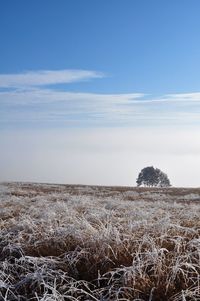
{"left": 1, "top": 127, "right": 200, "bottom": 187}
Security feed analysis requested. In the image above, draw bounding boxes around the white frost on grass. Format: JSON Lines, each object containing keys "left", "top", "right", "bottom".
{"left": 0, "top": 183, "right": 10, "bottom": 196}
{"left": 179, "top": 193, "right": 200, "bottom": 200}
{"left": 0, "top": 182, "right": 200, "bottom": 300}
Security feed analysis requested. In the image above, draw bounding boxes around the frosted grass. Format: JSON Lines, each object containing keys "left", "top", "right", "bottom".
{"left": 0, "top": 182, "right": 200, "bottom": 300}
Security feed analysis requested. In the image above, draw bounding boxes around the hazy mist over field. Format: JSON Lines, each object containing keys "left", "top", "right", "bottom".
{"left": 1, "top": 127, "right": 200, "bottom": 186}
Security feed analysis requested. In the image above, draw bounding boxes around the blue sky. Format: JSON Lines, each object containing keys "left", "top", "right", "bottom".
{"left": 1, "top": 0, "right": 200, "bottom": 94}
{"left": 1, "top": 1, "right": 200, "bottom": 186}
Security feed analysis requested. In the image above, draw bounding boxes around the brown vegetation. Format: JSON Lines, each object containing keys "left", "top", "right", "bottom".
{"left": 0, "top": 182, "right": 200, "bottom": 300}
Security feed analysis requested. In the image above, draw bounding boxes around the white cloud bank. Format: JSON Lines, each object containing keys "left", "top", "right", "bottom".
{"left": 1, "top": 88, "right": 200, "bottom": 127}
{"left": 1, "top": 69, "right": 200, "bottom": 127}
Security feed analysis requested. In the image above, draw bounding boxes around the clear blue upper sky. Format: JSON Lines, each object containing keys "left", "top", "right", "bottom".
{"left": 1, "top": 0, "right": 200, "bottom": 94}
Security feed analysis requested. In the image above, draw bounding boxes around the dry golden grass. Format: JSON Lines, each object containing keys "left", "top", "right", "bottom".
{"left": 0, "top": 182, "right": 200, "bottom": 300}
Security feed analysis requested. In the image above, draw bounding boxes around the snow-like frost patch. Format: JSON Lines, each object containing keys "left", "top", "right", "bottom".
{"left": 123, "top": 190, "right": 140, "bottom": 198}
{"left": 180, "top": 193, "right": 200, "bottom": 201}
{"left": 0, "top": 184, "right": 10, "bottom": 197}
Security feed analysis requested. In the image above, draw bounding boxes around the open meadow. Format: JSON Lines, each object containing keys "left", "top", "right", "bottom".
{"left": 0, "top": 182, "right": 200, "bottom": 301}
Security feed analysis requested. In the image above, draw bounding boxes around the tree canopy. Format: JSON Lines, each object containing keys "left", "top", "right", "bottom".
{"left": 136, "top": 166, "right": 171, "bottom": 187}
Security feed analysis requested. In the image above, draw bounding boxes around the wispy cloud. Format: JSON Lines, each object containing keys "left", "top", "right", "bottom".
{"left": 0, "top": 88, "right": 145, "bottom": 126}
{"left": 1, "top": 88, "right": 200, "bottom": 127}
{"left": 1, "top": 70, "right": 200, "bottom": 128}
{"left": 0, "top": 69, "right": 104, "bottom": 88}
{"left": 163, "top": 92, "right": 200, "bottom": 102}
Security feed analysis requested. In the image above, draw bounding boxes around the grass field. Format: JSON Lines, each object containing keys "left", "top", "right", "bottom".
{"left": 0, "top": 182, "right": 200, "bottom": 300}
